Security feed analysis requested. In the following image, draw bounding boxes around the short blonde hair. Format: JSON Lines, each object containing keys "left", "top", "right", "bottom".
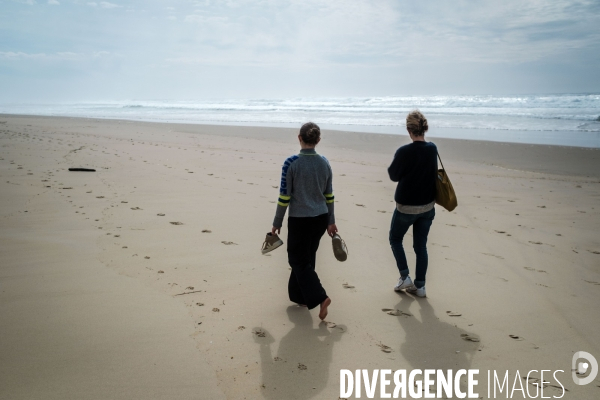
{"left": 406, "top": 110, "right": 428, "bottom": 136}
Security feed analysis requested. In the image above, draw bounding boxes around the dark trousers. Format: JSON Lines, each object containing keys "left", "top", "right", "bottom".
{"left": 287, "top": 213, "right": 329, "bottom": 310}
{"left": 389, "top": 208, "right": 435, "bottom": 288}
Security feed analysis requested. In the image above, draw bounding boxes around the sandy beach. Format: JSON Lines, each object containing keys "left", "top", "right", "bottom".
{"left": 1, "top": 114, "right": 599, "bottom": 399}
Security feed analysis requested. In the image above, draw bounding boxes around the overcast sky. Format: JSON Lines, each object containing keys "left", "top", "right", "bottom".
{"left": 1, "top": 0, "right": 599, "bottom": 102}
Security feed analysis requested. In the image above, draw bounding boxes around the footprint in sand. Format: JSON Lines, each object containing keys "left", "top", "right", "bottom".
{"left": 524, "top": 267, "right": 547, "bottom": 273}
{"left": 377, "top": 210, "right": 387, "bottom": 213}
{"left": 382, "top": 308, "right": 412, "bottom": 317}
{"left": 482, "top": 253, "right": 504, "bottom": 259}
{"left": 185, "top": 286, "right": 194, "bottom": 290}
{"left": 509, "top": 334, "right": 524, "bottom": 341}
{"left": 297, "top": 363, "right": 307, "bottom": 370}
{"left": 584, "top": 280, "right": 600, "bottom": 286}
{"left": 202, "top": 229, "right": 212, "bottom": 233}
{"left": 96, "top": 196, "right": 104, "bottom": 198}
{"left": 170, "top": 221, "right": 183, "bottom": 225}
{"left": 342, "top": 283, "right": 355, "bottom": 289}
{"left": 446, "top": 311, "right": 462, "bottom": 317}
{"left": 157, "top": 213, "right": 165, "bottom": 216}
{"left": 122, "top": 246, "right": 128, "bottom": 249}
{"left": 144, "top": 256, "right": 150, "bottom": 259}
{"left": 355, "top": 204, "right": 365, "bottom": 207}
{"left": 529, "top": 241, "right": 543, "bottom": 245}
{"left": 196, "top": 302, "right": 204, "bottom": 306}
{"left": 131, "top": 207, "right": 142, "bottom": 210}
{"left": 221, "top": 241, "right": 237, "bottom": 245}
{"left": 588, "top": 250, "right": 600, "bottom": 255}
{"left": 238, "top": 326, "right": 246, "bottom": 330}
{"left": 461, "top": 334, "right": 480, "bottom": 342}
{"left": 326, "top": 321, "right": 337, "bottom": 328}
{"left": 212, "top": 308, "right": 220, "bottom": 312}
{"left": 377, "top": 343, "right": 392, "bottom": 353}
{"left": 273, "top": 356, "right": 282, "bottom": 361}
{"left": 121, "top": 201, "right": 128, "bottom": 203}
{"left": 254, "top": 328, "right": 266, "bottom": 338}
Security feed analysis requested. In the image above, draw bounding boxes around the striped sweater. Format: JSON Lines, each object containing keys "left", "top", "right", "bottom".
{"left": 272, "top": 148, "right": 335, "bottom": 228}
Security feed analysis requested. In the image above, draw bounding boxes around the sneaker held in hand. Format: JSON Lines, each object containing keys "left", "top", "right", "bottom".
{"left": 261, "top": 232, "right": 283, "bottom": 255}
{"left": 332, "top": 234, "right": 348, "bottom": 262}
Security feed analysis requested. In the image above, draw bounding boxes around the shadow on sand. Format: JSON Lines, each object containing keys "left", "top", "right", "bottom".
{"left": 254, "top": 306, "right": 346, "bottom": 400}
{"left": 393, "top": 293, "right": 481, "bottom": 394}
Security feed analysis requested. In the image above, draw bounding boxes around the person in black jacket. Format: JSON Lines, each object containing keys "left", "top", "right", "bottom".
{"left": 388, "top": 111, "right": 437, "bottom": 298}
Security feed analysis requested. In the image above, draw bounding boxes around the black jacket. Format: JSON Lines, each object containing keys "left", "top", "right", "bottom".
{"left": 388, "top": 141, "right": 438, "bottom": 206}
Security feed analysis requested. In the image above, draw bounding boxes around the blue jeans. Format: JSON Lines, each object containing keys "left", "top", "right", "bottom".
{"left": 389, "top": 207, "right": 435, "bottom": 288}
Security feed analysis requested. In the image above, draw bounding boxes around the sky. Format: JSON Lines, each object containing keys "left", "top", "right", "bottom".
{"left": 1, "top": 0, "right": 599, "bottom": 102}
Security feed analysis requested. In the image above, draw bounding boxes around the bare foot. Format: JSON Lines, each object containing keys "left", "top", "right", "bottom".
{"left": 319, "top": 297, "right": 331, "bottom": 320}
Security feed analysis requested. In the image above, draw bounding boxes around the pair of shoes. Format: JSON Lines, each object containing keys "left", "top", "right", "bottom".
{"left": 407, "top": 285, "right": 427, "bottom": 298}
{"left": 261, "top": 232, "right": 283, "bottom": 254}
{"left": 332, "top": 234, "right": 348, "bottom": 262}
{"left": 394, "top": 276, "right": 414, "bottom": 292}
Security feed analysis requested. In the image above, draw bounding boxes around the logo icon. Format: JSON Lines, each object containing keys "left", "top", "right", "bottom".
{"left": 572, "top": 351, "right": 598, "bottom": 385}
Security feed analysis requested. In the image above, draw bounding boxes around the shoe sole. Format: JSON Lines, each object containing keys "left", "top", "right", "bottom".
{"left": 406, "top": 288, "right": 426, "bottom": 298}
{"left": 261, "top": 239, "right": 283, "bottom": 255}
{"left": 394, "top": 283, "right": 416, "bottom": 292}
{"left": 332, "top": 236, "right": 348, "bottom": 262}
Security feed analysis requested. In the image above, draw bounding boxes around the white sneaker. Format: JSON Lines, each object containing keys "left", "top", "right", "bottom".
{"left": 406, "top": 285, "right": 426, "bottom": 298}
{"left": 394, "top": 276, "right": 415, "bottom": 292}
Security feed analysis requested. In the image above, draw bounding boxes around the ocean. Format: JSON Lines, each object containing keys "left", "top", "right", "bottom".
{"left": 1, "top": 94, "right": 599, "bottom": 148}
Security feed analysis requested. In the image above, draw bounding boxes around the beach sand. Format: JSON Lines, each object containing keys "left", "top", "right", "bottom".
{"left": 1, "top": 114, "right": 599, "bottom": 399}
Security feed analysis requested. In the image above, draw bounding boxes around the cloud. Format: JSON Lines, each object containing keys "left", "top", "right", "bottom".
{"left": 87, "top": 1, "right": 120, "bottom": 9}
{"left": 99, "top": 1, "right": 121, "bottom": 9}
{"left": 2, "top": 0, "right": 599, "bottom": 98}
{"left": 0, "top": 51, "right": 111, "bottom": 61}
{"left": 0, "top": 51, "right": 46, "bottom": 60}
{"left": 92, "top": 51, "right": 110, "bottom": 58}
{"left": 48, "top": 0, "right": 59, "bottom": 4}
{"left": 184, "top": 15, "right": 228, "bottom": 24}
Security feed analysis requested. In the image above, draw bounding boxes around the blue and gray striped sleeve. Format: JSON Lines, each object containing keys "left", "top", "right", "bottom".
{"left": 272, "top": 155, "right": 297, "bottom": 228}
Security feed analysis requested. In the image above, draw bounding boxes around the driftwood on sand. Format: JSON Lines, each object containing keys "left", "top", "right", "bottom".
{"left": 68, "top": 168, "right": 96, "bottom": 172}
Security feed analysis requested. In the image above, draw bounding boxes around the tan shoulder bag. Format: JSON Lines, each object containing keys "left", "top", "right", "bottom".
{"left": 435, "top": 152, "right": 457, "bottom": 212}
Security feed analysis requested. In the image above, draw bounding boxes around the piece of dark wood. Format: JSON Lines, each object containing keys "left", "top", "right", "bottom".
{"left": 68, "top": 168, "right": 96, "bottom": 172}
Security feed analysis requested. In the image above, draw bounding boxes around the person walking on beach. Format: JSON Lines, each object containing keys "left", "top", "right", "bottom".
{"left": 388, "top": 111, "right": 437, "bottom": 298}
{"left": 270, "top": 122, "right": 337, "bottom": 320}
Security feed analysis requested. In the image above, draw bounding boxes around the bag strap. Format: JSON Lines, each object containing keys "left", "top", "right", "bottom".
{"left": 437, "top": 152, "right": 446, "bottom": 171}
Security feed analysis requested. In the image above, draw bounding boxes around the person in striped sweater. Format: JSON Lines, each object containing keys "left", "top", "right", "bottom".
{"left": 271, "top": 122, "right": 337, "bottom": 320}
